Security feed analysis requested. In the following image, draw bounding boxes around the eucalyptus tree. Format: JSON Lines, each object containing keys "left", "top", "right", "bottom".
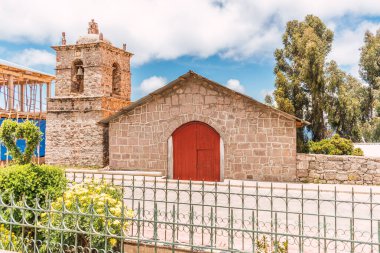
{"left": 325, "top": 61, "right": 364, "bottom": 141}
{"left": 274, "top": 15, "right": 334, "bottom": 148}
{"left": 359, "top": 29, "right": 380, "bottom": 119}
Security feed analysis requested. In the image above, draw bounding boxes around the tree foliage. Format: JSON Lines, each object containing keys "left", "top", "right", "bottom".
{"left": 0, "top": 119, "right": 42, "bottom": 164}
{"left": 274, "top": 15, "right": 334, "bottom": 147}
{"left": 264, "top": 94, "right": 274, "bottom": 106}
{"left": 359, "top": 29, "right": 380, "bottom": 119}
{"left": 325, "top": 61, "right": 365, "bottom": 141}
{"left": 361, "top": 118, "right": 380, "bottom": 142}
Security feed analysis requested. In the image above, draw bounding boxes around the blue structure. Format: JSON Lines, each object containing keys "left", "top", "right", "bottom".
{"left": 0, "top": 118, "right": 46, "bottom": 161}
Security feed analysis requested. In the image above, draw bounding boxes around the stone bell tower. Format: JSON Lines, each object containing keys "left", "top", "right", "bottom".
{"left": 46, "top": 20, "right": 132, "bottom": 167}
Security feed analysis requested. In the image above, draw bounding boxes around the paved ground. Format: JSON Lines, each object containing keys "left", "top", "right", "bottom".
{"left": 66, "top": 170, "right": 380, "bottom": 253}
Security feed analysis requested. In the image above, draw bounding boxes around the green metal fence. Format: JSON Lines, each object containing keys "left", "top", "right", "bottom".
{"left": 1, "top": 170, "right": 380, "bottom": 252}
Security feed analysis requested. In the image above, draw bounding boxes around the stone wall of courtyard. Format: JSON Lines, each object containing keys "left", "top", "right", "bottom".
{"left": 108, "top": 72, "right": 299, "bottom": 181}
{"left": 296, "top": 153, "right": 380, "bottom": 185}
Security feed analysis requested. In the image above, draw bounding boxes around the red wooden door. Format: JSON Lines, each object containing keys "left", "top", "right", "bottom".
{"left": 173, "top": 122, "right": 220, "bottom": 181}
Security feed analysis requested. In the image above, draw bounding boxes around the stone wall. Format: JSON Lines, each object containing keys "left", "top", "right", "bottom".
{"left": 53, "top": 43, "right": 132, "bottom": 99}
{"left": 46, "top": 97, "right": 129, "bottom": 167}
{"left": 297, "top": 153, "right": 380, "bottom": 185}
{"left": 46, "top": 108, "right": 107, "bottom": 167}
{"left": 108, "top": 73, "right": 298, "bottom": 181}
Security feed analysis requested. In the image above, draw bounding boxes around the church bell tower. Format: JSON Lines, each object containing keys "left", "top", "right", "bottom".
{"left": 46, "top": 20, "right": 132, "bottom": 167}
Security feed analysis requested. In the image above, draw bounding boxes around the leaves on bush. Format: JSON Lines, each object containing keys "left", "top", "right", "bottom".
{"left": 0, "top": 119, "right": 42, "bottom": 164}
{"left": 308, "top": 134, "right": 363, "bottom": 156}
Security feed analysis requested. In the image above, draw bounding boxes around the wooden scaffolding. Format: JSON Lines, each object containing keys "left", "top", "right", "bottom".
{"left": 0, "top": 59, "right": 55, "bottom": 119}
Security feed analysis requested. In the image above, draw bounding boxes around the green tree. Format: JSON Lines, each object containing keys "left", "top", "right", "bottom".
{"left": 274, "top": 15, "right": 334, "bottom": 147}
{"left": 264, "top": 94, "right": 274, "bottom": 106}
{"left": 325, "top": 61, "right": 365, "bottom": 141}
{"left": 359, "top": 29, "right": 380, "bottom": 119}
{"left": 361, "top": 118, "right": 380, "bottom": 142}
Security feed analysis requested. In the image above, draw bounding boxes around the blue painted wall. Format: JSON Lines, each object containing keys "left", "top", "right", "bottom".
{"left": 0, "top": 118, "right": 46, "bottom": 161}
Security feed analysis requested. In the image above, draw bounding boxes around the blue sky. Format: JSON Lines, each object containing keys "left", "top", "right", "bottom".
{"left": 1, "top": 1, "right": 380, "bottom": 102}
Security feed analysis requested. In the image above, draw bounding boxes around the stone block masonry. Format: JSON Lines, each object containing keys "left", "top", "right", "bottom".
{"left": 108, "top": 74, "right": 298, "bottom": 181}
{"left": 296, "top": 153, "right": 380, "bottom": 185}
{"left": 46, "top": 97, "right": 130, "bottom": 167}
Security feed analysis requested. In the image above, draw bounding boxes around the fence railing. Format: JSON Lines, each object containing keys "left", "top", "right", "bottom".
{"left": 1, "top": 170, "right": 380, "bottom": 253}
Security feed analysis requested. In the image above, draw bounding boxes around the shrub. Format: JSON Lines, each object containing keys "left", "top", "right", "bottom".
{"left": 41, "top": 180, "right": 133, "bottom": 251}
{"left": 0, "top": 224, "right": 19, "bottom": 250}
{"left": 0, "top": 164, "right": 66, "bottom": 205}
{"left": 0, "top": 119, "right": 42, "bottom": 164}
{"left": 256, "top": 235, "right": 288, "bottom": 253}
{"left": 352, "top": 148, "right": 364, "bottom": 156}
{"left": 308, "top": 134, "right": 363, "bottom": 156}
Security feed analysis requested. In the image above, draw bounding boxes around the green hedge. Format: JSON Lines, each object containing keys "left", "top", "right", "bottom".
{"left": 0, "top": 164, "right": 66, "bottom": 205}
{"left": 308, "top": 134, "right": 363, "bottom": 156}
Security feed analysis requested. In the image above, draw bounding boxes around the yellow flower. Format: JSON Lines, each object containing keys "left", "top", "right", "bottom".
{"left": 109, "top": 238, "right": 117, "bottom": 246}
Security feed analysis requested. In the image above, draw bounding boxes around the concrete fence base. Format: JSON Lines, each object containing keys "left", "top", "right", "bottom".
{"left": 124, "top": 241, "right": 204, "bottom": 253}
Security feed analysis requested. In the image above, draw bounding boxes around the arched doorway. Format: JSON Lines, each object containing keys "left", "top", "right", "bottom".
{"left": 172, "top": 121, "right": 221, "bottom": 181}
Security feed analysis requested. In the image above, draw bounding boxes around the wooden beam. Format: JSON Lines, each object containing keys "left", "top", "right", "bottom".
{"left": 7, "top": 75, "right": 14, "bottom": 110}
{"left": 19, "top": 84, "right": 24, "bottom": 112}
{"left": 0, "top": 111, "right": 46, "bottom": 119}
{"left": 39, "top": 83, "right": 43, "bottom": 114}
{"left": 0, "top": 68, "right": 54, "bottom": 83}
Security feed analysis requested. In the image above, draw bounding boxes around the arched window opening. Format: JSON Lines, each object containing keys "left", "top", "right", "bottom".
{"left": 112, "top": 63, "right": 121, "bottom": 95}
{"left": 71, "top": 60, "right": 84, "bottom": 93}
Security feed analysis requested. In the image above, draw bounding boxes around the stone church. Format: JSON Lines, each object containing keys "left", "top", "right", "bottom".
{"left": 46, "top": 20, "right": 306, "bottom": 182}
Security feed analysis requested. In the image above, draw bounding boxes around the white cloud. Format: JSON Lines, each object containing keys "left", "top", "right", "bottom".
{"left": 140, "top": 76, "right": 167, "bottom": 94}
{"left": 0, "top": 0, "right": 380, "bottom": 65}
{"left": 8, "top": 49, "right": 55, "bottom": 68}
{"left": 226, "top": 79, "right": 245, "bottom": 93}
{"left": 329, "top": 21, "right": 380, "bottom": 78}
{"left": 260, "top": 88, "right": 274, "bottom": 98}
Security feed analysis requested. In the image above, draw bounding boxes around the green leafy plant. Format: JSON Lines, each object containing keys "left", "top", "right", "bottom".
{"left": 0, "top": 119, "right": 42, "bottom": 164}
{"left": 256, "top": 235, "right": 288, "bottom": 253}
{"left": 0, "top": 164, "right": 66, "bottom": 205}
{"left": 352, "top": 148, "right": 364, "bottom": 156}
{"left": 308, "top": 134, "right": 363, "bottom": 156}
{"left": 41, "top": 180, "right": 133, "bottom": 251}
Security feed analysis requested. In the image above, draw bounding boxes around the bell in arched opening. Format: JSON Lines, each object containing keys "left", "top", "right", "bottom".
{"left": 71, "top": 60, "right": 84, "bottom": 93}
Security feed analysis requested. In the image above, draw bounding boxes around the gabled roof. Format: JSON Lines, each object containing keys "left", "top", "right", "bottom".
{"left": 100, "top": 71, "right": 309, "bottom": 127}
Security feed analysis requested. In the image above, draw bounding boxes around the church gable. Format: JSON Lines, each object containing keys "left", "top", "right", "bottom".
{"left": 101, "top": 71, "right": 305, "bottom": 127}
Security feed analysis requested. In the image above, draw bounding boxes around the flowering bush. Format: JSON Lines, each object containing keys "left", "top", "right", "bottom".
{"left": 41, "top": 180, "right": 133, "bottom": 251}
{"left": 0, "top": 224, "right": 19, "bottom": 250}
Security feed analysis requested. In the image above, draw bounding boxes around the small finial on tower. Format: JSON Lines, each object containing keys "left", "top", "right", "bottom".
{"left": 61, "top": 32, "right": 66, "bottom": 46}
{"left": 88, "top": 19, "right": 99, "bottom": 34}
{"left": 99, "top": 33, "right": 104, "bottom": 40}
{"left": 123, "top": 43, "right": 127, "bottom": 51}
